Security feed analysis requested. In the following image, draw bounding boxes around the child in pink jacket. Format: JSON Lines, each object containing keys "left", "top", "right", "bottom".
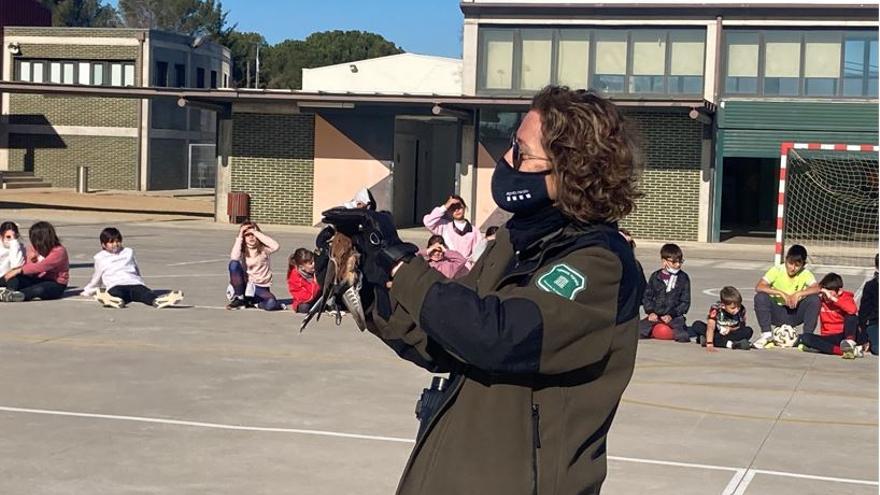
{"left": 423, "top": 195, "right": 482, "bottom": 269}
{"left": 421, "top": 235, "right": 468, "bottom": 279}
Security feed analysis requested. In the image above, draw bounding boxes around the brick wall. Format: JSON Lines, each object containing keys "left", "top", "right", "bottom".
{"left": 10, "top": 94, "right": 139, "bottom": 128}
{"left": 8, "top": 134, "right": 138, "bottom": 190}
{"left": 230, "top": 113, "right": 315, "bottom": 225}
{"left": 5, "top": 27, "right": 144, "bottom": 38}
{"left": 17, "top": 44, "right": 138, "bottom": 61}
{"left": 620, "top": 110, "right": 703, "bottom": 242}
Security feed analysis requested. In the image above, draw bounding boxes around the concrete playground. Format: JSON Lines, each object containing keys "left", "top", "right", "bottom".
{"left": 0, "top": 211, "right": 876, "bottom": 494}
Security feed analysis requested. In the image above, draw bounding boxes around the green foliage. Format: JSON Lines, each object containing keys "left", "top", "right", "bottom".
{"left": 223, "top": 31, "right": 268, "bottom": 88}
{"left": 40, "top": 0, "right": 119, "bottom": 27}
{"left": 117, "top": 0, "right": 233, "bottom": 39}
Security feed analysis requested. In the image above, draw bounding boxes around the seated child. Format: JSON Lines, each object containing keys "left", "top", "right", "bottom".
{"left": 690, "top": 286, "right": 753, "bottom": 351}
{"left": 0, "top": 221, "right": 25, "bottom": 286}
{"left": 799, "top": 272, "right": 864, "bottom": 358}
{"left": 422, "top": 235, "right": 468, "bottom": 279}
{"left": 288, "top": 248, "right": 320, "bottom": 313}
{"left": 227, "top": 222, "right": 282, "bottom": 311}
{"left": 753, "top": 244, "right": 820, "bottom": 348}
{"left": 81, "top": 227, "right": 183, "bottom": 309}
{"left": 639, "top": 243, "right": 691, "bottom": 342}
{"left": 0, "top": 221, "right": 69, "bottom": 302}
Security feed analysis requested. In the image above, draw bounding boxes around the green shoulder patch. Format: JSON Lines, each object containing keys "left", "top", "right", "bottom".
{"left": 536, "top": 263, "right": 587, "bottom": 301}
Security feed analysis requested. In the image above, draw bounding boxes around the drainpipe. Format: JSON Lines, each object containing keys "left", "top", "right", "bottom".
{"left": 710, "top": 16, "right": 723, "bottom": 243}
{"left": 713, "top": 16, "right": 723, "bottom": 104}
{"left": 136, "top": 31, "right": 145, "bottom": 191}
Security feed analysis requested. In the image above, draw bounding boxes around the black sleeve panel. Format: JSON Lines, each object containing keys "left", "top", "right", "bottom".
{"left": 419, "top": 282, "right": 543, "bottom": 374}
{"left": 674, "top": 273, "right": 692, "bottom": 318}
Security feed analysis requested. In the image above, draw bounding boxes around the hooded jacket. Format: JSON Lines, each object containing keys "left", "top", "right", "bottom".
{"left": 365, "top": 222, "right": 644, "bottom": 494}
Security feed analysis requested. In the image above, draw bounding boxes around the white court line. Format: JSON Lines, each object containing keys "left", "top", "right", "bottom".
{"left": 722, "top": 470, "right": 748, "bottom": 495}
{"left": 0, "top": 405, "right": 877, "bottom": 490}
{"left": 60, "top": 297, "right": 295, "bottom": 314}
{"left": 0, "top": 406, "right": 415, "bottom": 444}
{"left": 167, "top": 259, "right": 229, "bottom": 267}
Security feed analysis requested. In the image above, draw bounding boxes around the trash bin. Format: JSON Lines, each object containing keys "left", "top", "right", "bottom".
{"left": 227, "top": 192, "right": 250, "bottom": 224}
{"left": 76, "top": 166, "right": 89, "bottom": 193}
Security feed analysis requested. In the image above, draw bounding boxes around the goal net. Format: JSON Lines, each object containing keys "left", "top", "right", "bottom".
{"left": 777, "top": 143, "right": 879, "bottom": 267}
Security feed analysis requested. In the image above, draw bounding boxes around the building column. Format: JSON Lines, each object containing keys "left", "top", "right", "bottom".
{"left": 697, "top": 125, "right": 713, "bottom": 242}
{"left": 458, "top": 122, "right": 476, "bottom": 223}
{"left": 698, "top": 20, "right": 721, "bottom": 242}
{"left": 214, "top": 109, "right": 233, "bottom": 223}
{"left": 461, "top": 19, "right": 479, "bottom": 96}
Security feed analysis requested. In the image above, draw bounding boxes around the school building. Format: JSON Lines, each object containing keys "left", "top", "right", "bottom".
{"left": 0, "top": 26, "right": 230, "bottom": 191}
{"left": 0, "top": 1, "right": 876, "bottom": 244}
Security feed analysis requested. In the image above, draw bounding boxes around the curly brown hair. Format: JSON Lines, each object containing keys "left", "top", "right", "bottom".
{"left": 531, "top": 86, "right": 642, "bottom": 223}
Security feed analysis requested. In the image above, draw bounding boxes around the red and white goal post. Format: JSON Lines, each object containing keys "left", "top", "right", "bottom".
{"left": 776, "top": 142, "right": 880, "bottom": 267}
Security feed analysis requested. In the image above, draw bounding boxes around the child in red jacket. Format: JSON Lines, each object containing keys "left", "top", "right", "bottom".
{"left": 288, "top": 248, "right": 320, "bottom": 313}
{"left": 799, "top": 272, "right": 864, "bottom": 358}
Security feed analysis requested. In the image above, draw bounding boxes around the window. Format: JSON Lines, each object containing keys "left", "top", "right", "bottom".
{"left": 124, "top": 64, "right": 135, "bottom": 86}
{"left": 669, "top": 30, "right": 705, "bottom": 94}
{"left": 763, "top": 31, "right": 800, "bottom": 96}
{"left": 93, "top": 63, "right": 104, "bottom": 85}
{"left": 174, "top": 64, "right": 186, "bottom": 88}
{"left": 210, "top": 70, "right": 218, "bottom": 89}
{"left": 223, "top": 73, "right": 229, "bottom": 88}
{"left": 18, "top": 61, "right": 31, "bottom": 81}
{"left": 726, "top": 32, "right": 759, "bottom": 94}
{"left": 804, "top": 32, "right": 841, "bottom": 96}
{"left": 196, "top": 67, "right": 205, "bottom": 88}
{"left": 62, "top": 62, "right": 74, "bottom": 84}
{"left": 520, "top": 30, "right": 553, "bottom": 90}
{"left": 155, "top": 61, "right": 168, "bottom": 87}
{"left": 78, "top": 62, "right": 90, "bottom": 85}
{"left": 594, "top": 30, "right": 627, "bottom": 93}
{"left": 630, "top": 30, "right": 666, "bottom": 93}
{"left": 110, "top": 63, "right": 123, "bottom": 86}
{"left": 33, "top": 62, "right": 44, "bottom": 83}
{"left": 556, "top": 30, "right": 589, "bottom": 89}
{"left": 49, "top": 62, "right": 62, "bottom": 83}
{"left": 724, "top": 29, "right": 877, "bottom": 98}
{"left": 480, "top": 29, "right": 514, "bottom": 90}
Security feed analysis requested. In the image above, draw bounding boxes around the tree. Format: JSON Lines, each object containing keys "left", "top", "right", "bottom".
{"left": 118, "top": 0, "right": 233, "bottom": 39}
{"left": 263, "top": 30, "right": 403, "bottom": 90}
{"left": 224, "top": 31, "right": 268, "bottom": 88}
{"left": 40, "top": 0, "right": 119, "bottom": 27}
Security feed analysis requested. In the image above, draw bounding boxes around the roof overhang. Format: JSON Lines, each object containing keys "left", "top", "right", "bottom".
{"left": 0, "top": 82, "right": 716, "bottom": 115}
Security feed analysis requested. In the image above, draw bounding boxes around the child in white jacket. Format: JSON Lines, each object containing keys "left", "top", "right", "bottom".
{"left": 0, "top": 221, "right": 25, "bottom": 286}
{"left": 82, "top": 227, "right": 183, "bottom": 309}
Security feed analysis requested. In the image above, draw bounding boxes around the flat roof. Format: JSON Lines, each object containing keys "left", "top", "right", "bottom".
{"left": 0, "top": 82, "right": 712, "bottom": 111}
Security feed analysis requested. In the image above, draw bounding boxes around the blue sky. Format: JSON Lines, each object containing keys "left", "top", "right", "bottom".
{"left": 110, "top": 0, "right": 465, "bottom": 58}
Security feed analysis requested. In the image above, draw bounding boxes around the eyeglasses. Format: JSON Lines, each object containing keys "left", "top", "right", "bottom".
{"left": 511, "top": 136, "right": 551, "bottom": 171}
{"left": 664, "top": 258, "right": 684, "bottom": 264}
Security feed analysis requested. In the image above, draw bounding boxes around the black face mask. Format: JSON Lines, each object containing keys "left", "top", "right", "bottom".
{"left": 491, "top": 156, "right": 552, "bottom": 214}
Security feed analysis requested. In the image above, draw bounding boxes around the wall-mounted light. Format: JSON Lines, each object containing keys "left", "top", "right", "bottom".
{"left": 7, "top": 42, "right": 20, "bottom": 55}
{"left": 349, "top": 64, "right": 358, "bottom": 73}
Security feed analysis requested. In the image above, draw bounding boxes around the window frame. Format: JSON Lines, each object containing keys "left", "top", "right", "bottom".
{"left": 476, "top": 26, "right": 706, "bottom": 97}
{"left": 722, "top": 28, "right": 878, "bottom": 99}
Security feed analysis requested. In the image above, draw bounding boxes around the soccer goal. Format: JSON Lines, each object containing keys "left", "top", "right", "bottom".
{"left": 776, "top": 142, "right": 879, "bottom": 267}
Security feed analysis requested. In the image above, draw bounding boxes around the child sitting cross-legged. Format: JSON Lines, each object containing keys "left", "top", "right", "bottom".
{"left": 81, "top": 227, "right": 184, "bottom": 309}
{"left": 798, "top": 272, "right": 866, "bottom": 359}
{"left": 287, "top": 248, "right": 320, "bottom": 313}
{"left": 690, "top": 286, "right": 754, "bottom": 351}
{"left": 639, "top": 243, "right": 691, "bottom": 342}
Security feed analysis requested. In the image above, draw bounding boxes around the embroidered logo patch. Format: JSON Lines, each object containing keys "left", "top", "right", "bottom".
{"left": 536, "top": 263, "right": 587, "bottom": 300}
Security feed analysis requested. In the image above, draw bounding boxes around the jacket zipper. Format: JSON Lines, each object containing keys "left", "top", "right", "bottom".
{"left": 531, "top": 401, "right": 541, "bottom": 495}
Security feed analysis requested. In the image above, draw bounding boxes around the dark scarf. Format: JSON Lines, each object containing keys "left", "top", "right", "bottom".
{"left": 452, "top": 219, "right": 473, "bottom": 236}
{"left": 506, "top": 205, "right": 570, "bottom": 253}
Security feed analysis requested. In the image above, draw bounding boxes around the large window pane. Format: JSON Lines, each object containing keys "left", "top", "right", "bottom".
{"left": 78, "top": 62, "right": 90, "bottom": 84}
{"left": 19, "top": 61, "right": 31, "bottom": 82}
{"left": 595, "top": 30, "right": 626, "bottom": 93}
{"left": 62, "top": 62, "right": 74, "bottom": 84}
{"left": 32, "top": 62, "right": 43, "bottom": 83}
{"left": 520, "top": 29, "right": 552, "bottom": 90}
{"left": 869, "top": 39, "right": 878, "bottom": 96}
{"left": 726, "top": 32, "right": 759, "bottom": 94}
{"left": 124, "top": 64, "right": 135, "bottom": 86}
{"left": 764, "top": 31, "right": 801, "bottom": 96}
{"left": 49, "top": 62, "right": 62, "bottom": 83}
{"left": 631, "top": 30, "right": 665, "bottom": 93}
{"left": 557, "top": 30, "right": 589, "bottom": 89}
{"left": 804, "top": 32, "right": 840, "bottom": 96}
{"left": 843, "top": 38, "right": 866, "bottom": 96}
{"left": 110, "top": 63, "right": 123, "bottom": 86}
{"left": 92, "top": 63, "right": 104, "bottom": 85}
{"left": 669, "top": 31, "right": 704, "bottom": 94}
{"left": 482, "top": 30, "right": 514, "bottom": 90}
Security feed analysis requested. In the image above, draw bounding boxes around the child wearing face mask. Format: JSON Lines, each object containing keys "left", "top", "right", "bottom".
{"left": 639, "top": 243, "right": 692, "bottom": 342}
{"left": 287, "top": 248, "right": 320, "bottom": 313}
{"left": 423, "top": 195, "right": 483, "bottom": 269}
{"left": 0, "top": 221, "right": 26, "bottom": 287}
{"left": 81, "top": 227, "right": 183, "bottom": 309}
{"left": 227, "top": 222, "right": 282, "bottom": 311}
{"left": 421, "top": 235, "right": 469, "bottom": 279}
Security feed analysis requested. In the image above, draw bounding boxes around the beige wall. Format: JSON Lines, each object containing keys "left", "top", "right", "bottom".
{"left": 312, "top": 115, "right": 391, "bottom": 225}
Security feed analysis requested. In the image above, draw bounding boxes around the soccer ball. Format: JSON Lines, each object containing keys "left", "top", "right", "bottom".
{"left": 772, "top": 325, "right": 799, "bottom": 348}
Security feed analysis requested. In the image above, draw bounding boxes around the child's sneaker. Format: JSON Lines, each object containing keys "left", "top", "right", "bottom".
{"left": 752, "top": 334, "right": 773, "bottom": 349}
{"left": 0, "top": 287, "right": 25, "bottom": 302}
{"left": 226, "top": 296, "right": 247, "bottom": 310}
{"left": 840, "top": 339, "right": 863, "bottom": 359}
{"left": 94, "top": 289, "right": 125, "bottom": 308}
{"left": 731, "top": 339, "right": 752, "bottom": 350}
{"left": 154, "top": 291, "right": 184, "bottom": 309}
